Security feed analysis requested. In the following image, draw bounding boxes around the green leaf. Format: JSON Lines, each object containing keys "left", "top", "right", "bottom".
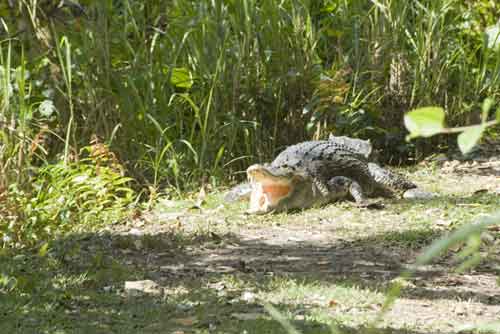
{"left": 481, "top": 98, "right": 494, "bottom": 122}
{"left": 457, "top": 125, "right": 484, "bottom": 154}
{"left": 213, "top": 145, "right": 225, "bottom": 169}
{"left": 38, "top": 242, "right": 49, "bottom": 257}
{"left": 179, "top": 139, "right": 199, "bottom": 164}
{"left": 321, "top": 4, "right": 337, "bottom": 13}
{"left": 486, "top": 24, "right": 500, "bottom": 50}
{"left": 496, "top": 108, "right": 500, "bottom": 122}
{"left": 404, "top": 107, "right": 445, "bottom": 139}
{"left": 170, "top": 67, "right": 193, "bottom": 89}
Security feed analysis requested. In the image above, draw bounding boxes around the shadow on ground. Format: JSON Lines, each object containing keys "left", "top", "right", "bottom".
{"left": 1, "top": 216, "right": 498, "bottom": 334}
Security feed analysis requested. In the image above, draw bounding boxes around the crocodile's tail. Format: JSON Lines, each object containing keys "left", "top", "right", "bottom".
{"left": 224, "top": 183, "right": 252, "bottom": 202}
{"left": 367, "top": 162, "right": 416, "bottom": 195}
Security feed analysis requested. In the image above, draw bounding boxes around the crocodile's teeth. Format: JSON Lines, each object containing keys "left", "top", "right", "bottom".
{"left": 248, "top": 182, "right": 268, "bottom": 213}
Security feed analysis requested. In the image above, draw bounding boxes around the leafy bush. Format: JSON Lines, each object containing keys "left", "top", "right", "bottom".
{"left": 2, "top": 0, "right": 500, "bottom": 190}
{"left": 0, "top": 142, "right": 135, "bottom": 248}
{"left": 308, "top": 0, "right": 500, "bottom": 159}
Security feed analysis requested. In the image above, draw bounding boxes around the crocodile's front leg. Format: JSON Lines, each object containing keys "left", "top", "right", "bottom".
{"left": 327, "top": 176, "right": 383, "bottom": 208}
{"left": 326, "top": 176, "right": 364, "bottom": 202}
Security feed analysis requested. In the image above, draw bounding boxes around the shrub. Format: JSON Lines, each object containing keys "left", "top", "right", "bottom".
{"left": 0, "top": 142, "right": 135, "bottom": 248}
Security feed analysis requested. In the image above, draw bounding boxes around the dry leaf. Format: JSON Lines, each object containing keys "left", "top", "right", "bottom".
{"left": 195, "top": 186, "right": 207, "bottom": 207}
{"left": 487, "top": 225, "right": 500, "bottom": 232}
{"left": 173, "top": 317, "right": 198, "bottom": 326}
{"left": 231, "top": 313, "right": 266, "bottom": 321}
{"left": 328, "top": 299, "right": 339, "bottom": 308}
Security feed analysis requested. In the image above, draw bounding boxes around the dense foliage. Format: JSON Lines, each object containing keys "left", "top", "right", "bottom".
{"left": 1, "top": 0, "right": 499, "bottom": 246}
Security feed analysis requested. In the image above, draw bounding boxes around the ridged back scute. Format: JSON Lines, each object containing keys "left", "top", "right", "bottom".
{"left": 328, "top": 135, "right": 372, "bottom": 159}
{"left": 271, "top": 140, "right": 370, "bottom": 169}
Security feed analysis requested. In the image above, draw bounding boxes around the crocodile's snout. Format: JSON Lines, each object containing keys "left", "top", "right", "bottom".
{"left": 246, "top": 164, "right": 298, "bottom": 214}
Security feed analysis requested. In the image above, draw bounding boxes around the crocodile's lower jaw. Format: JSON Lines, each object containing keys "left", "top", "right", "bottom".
{"left": 247, "top": 180, "right": 294, "bottom": 213}
{"left": 247, "top": 182, "right": 293, "bottom": 214}
{"left": 246, "top": 164, "right": 294, "bottom": 213}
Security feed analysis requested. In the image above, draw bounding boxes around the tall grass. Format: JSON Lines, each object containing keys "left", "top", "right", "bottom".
{"left": 311, "top": 0, "right": 500, "bottom": 158}
{"left": 49, "top": 0, "right": 321, "bottom": 191}
{"left": 1, "top": 0, "right": 500, "bottom": 193}
{"left": 0, "top": 40, "right": 38, "bottom": 188}
{"left": 0, "top": 8, "right": 136, "bottom": 248}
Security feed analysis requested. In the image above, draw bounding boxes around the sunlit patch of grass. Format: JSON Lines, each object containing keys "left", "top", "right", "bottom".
{"left": 377, "top": 229, "right": 439, "bottom": 249}
{"left": 254, "top": 278, "right": 384, "bottom": 329}
{"left": 263, "top": 278, "right": 384, "bottom": 308}
{"left": 51, "top": 273, "right": 90, "bottom": 290}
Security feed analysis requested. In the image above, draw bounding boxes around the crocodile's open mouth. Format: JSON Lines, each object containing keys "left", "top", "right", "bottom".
{"left": 246, "top": 164, "right": 297, "bottom": 213}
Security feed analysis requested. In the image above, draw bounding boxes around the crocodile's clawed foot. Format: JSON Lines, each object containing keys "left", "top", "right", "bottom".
{"left": 244, "top": 208, "right": 276, "bottom": 215}
{"left": 356, "top": 200, "right": 384, "bottom": 210}
{"left": 403, "top": 188, "right": 436, "bottom": 200}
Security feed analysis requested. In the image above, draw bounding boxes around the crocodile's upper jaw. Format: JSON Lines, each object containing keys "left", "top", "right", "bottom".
{"left": 246, "top": 164, "right": 300, "bottom": 214}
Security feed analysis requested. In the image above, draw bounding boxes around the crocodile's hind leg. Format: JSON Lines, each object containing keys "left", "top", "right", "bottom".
{"left": 327, "top": 176, "right": 383, "bottom": 209}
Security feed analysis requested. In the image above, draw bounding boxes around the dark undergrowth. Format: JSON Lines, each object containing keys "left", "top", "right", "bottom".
{"left": 2, "top": 0, "right": 500, "bottom": 190}
{"left": 0, "top": 1, "right": 499, "bottom": 256}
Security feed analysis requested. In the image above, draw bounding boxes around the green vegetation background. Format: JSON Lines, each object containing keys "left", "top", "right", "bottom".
{"left": 1, "top": 0, "right": 500, "bottom": 247}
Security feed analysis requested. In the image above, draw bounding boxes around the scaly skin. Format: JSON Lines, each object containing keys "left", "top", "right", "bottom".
{"left": 246, "top": 155, "right": 419, "bottom": 214}
{"left": 224, "top": 136, "right": 373, "bottom": 203}
{"left": 270, "top": 139, "right": 372, "bottom": 169}
{"left": 225, "top": 136, "right": 431, "bottom": 214}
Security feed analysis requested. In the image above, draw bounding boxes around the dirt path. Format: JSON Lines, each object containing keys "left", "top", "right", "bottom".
{"left": 1, "top": 161, "right": 499, "bottom": 333}
{"left": 100, "top": 160, "right": 500, "bottom": 333}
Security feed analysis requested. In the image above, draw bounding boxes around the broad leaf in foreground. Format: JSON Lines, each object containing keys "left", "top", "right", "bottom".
{"left": 457, "top": 125, "right": 484, "bottom": 154}
{"left": 404, "top": 107, "right": 445, "bottom": 139}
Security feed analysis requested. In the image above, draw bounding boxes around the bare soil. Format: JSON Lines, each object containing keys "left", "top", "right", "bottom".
{"left": 102, "top": 157, "right": 500, "bottom": 333}
{"left": 1, "top": 158, "right": 499, "bottom": 334}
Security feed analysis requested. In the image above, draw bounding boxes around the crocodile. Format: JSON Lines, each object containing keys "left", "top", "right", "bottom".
{"left": 226, "top": 136, "right": 433, "bottom": 214}
{"left": 224, "top": 135, "right": 373, "bottom": 202}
